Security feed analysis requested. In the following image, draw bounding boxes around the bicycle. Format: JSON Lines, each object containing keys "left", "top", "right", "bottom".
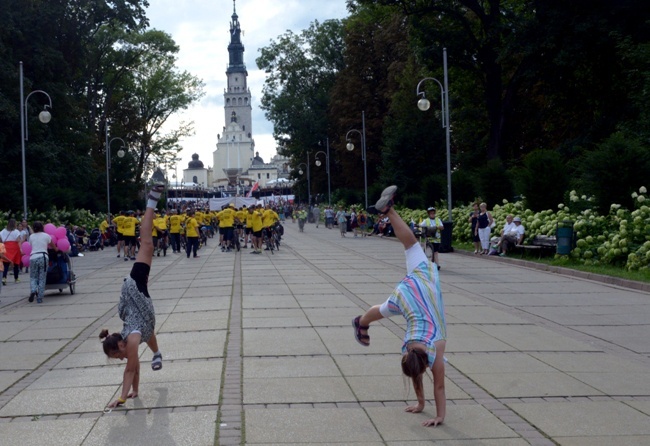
{"left": 156, "top": 230, "right": 168, "bottom": 257}
{"left": 417, "top": 226, "right": 438, "bottom": 262}
{"left": 262, "top": 228, "right": 275, "bottom": 255}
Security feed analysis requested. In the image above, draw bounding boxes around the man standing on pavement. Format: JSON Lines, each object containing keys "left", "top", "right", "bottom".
{"left": 169, "top": 209, "right": 183, "bottom": 254}
{"left": 311, "top": 206, "right": 321, "bottom": 228}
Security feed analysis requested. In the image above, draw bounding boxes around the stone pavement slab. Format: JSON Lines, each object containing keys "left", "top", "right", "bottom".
{"left": 507, "top": 401, "right": 650, "bottom": 437}
{"left": 81, "top": 410, "right": 218, "bottom": 446}
{"left": 366, "top": 405, "right": 519, "bottom": 441}
{"left": 0, "top": 418, "right": 96, "bottom": 446}
{"left": 244, "top": 408, "right": 382, "bottom": 443}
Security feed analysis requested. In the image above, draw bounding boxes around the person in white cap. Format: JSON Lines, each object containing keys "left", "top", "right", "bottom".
{"left": 500, "top": 216, "right": 525, "bottom": 256}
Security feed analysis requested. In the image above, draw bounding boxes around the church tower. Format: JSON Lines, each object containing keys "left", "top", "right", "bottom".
{"left": 213, "top": 0, "right": 255, "bottom": 186}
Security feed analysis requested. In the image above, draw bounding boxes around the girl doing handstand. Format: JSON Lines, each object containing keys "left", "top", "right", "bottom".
{"left": 353, "top": 185, "right": 447, "bottom": 427}
{"left": 100, "top": 184, "right": 165, "bottom": 409}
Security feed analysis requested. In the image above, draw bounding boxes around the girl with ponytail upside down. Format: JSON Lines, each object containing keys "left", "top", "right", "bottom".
{"left": 352, "top": 185, "right": 448, "bottom": 427}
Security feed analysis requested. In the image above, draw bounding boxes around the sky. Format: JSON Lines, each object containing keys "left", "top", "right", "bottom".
{"left": 145, "top": 0, "right": 350, "bottom": 178}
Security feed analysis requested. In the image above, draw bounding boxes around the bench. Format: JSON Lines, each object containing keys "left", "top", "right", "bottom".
{"left": 515, "top": 235, "right": 557, "bottom": 258}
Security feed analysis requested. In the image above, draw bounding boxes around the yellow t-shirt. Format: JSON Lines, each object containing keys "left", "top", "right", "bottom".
{"left": 245, "top": 211, "right": 255, "bottom": 228}
{"left": 186, "top": 217, "right": 199, "bottom": 237}
{"left": 262, "top": 209, "right": 279, "bottom": 228}
{"left": 250, "top": 211, "right": 263, "bottom": 232}
{"left": 235, "top": 210, "right": 246, "bottom": 225}
{"left": 113, "top": 215, "right": 126, "bottom": 234}
{"left": 218, "top": 208, "right": 235, "bottom": 228}
{"left": 169, "top": 215, "right": 183, "bottom": 234}
{"left": 195, "top": 212, "right": 204, "bottom": 226}
{"left": 153, "top": 217, "right": 167, "bottom": 234}
{"left": 99, "top": 220, "right": 109, "bottom": 234}
{"left": 121, "top": 216, "right": 138, "bottom": 237}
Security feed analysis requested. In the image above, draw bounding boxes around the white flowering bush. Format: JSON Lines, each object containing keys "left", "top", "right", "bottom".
{"left": 397, "top": 186, "right": 650, "bottom": 271}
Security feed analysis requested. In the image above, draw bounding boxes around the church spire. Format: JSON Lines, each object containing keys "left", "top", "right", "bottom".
{"left": 227, "top": 0, "right": 245, "bottom": 73}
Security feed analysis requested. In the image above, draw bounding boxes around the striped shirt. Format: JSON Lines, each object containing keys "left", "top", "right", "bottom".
{"left": 384, "top": 260, "right": 447, "bottom": 366}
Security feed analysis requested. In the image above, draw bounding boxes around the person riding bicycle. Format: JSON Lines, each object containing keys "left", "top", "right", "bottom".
{"left": 419, "top": 207, "right": 444, "bottom": 270}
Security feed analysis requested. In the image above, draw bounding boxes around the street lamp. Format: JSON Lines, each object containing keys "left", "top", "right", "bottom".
{"left": 345, "top": 111, "right": 368, "bottom": 209}
{"left": 106, "top": 134, "right": 127, "bottom": 222}
{"left": 296, "top": 154, "right": 311, "bottom": 206}
{"left": 416, "top": 48, "right": 452, "bottom": 222}
{"left": 314, "top": 138, "right": 330, "bottom": 205}
{"left": 19, "top": 61, "right": 53, "bottom": 220}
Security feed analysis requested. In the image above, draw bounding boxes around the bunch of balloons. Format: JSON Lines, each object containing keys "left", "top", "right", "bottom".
{"left": 21, "top": 224, "right": 71, "bottom": 267}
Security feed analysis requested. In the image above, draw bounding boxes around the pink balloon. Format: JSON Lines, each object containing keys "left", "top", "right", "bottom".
{"left": 44, "top": 223, "right": 56, "bottom": 235}
{"left": 57, "top": 238, "right": 71, "bottom": 252}
{"left": 21, "top": 254, "right": 30, "bottom": 267}
{"left": 50, "top": 234, "right": 58, "bottom": 245}
{"left": 55, "top": 227, "right": 67, "bottom": 240}
{"left": 22, "top": 242, "right": 32, "bottom": 256}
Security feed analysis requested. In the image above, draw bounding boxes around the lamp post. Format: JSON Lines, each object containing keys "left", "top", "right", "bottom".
{"left": 345, "top": 111, "right": 368, "bottom": 209}
{"left": 314, "top": 138, "right": 330, "bottom": 206}
{"left": 106, "top": 134, "right": 127, "bottom": 222}
{"left": 19, "top": 62, "right": 53, "bottom": 220}
{"left": 297, "top": 155, "right": 311, "bottom": 206}
{"left": 416, "top": 48, "right": 452, "bottom": 222}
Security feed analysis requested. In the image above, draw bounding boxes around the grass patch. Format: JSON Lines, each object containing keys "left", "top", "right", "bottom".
{"left": 452, "top": 242, "right": 650, "bottom": 284}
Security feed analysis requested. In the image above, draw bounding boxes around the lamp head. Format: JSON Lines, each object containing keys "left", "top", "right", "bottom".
{"left": 315, "top": 159, "right": 322, "bottom": 167}
{"left": 38, "top": 110, "right": 52, "bottom": 124}
{"left": 346, "top": 142, "right": 354, "bottom": 151}
{"left": 417, "top": 98, "right": 431, "bottom": 111}
{"left": 117, "top": 149, "right": 125, "bottom": 158}
{"left": 298, "top": 169, "right": 304, "bottom": 175}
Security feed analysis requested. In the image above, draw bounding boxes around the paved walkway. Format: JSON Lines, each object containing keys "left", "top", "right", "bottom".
{"left": 1, "top": 220, "right": 649, "bottom": 445}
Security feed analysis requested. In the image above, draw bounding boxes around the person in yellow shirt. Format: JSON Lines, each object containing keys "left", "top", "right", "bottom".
{"left": 99, "top": 215, "right": 111, "bottom": 250}
{"left": 244, "top": 206, "right": 255, "bottom": 249}
{"left": 235, "top": 206, "right": 247, "bottom": 248}
{"left": 248, "top": 205, "right": 264, "bottom": 254}
{"left": 262, "top": 204, "right": 279, "bottom": 229}
{"left": 153, "top": 213, "right": 168, "bottom": 256}
{"left": 218, "top": 204, "right": 236, "bottom": 252}
{"left": 112, "top": 212, "right": 127, "bottom": 258}
{"left": 121, "top": 212, "right": 139, "bottom": 261}
{"left": 185, "top": 210, "right": 200, "bottom": 258}
{"left": 168, "top": 209, "right": 183, "bottom": 254}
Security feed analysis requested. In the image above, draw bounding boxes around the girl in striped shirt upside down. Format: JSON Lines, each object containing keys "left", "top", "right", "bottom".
{"left": 353, "top": 185, "right": 447, "bottom": 427}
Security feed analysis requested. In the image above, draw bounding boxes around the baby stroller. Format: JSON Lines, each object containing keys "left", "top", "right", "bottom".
{"left": 45, "top": 250, "right": 76, "bottom": 295}
{"left": 88, "top": 228, "right": 103, "bottom": 251}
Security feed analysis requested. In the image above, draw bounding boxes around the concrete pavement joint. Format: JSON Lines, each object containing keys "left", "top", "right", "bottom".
{"left": 215, "top": 247, "right": 243, "bottom": 446}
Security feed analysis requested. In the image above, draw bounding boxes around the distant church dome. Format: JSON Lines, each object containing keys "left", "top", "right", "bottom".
{"left": 188, "top": 153, "right": 204, "bottom": 169}
{"left": 251, "top": 151, "right": 264, "bottom": 166}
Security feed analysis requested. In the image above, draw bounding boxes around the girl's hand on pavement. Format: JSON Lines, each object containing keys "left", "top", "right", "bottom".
{"left": 422, "top": 417, "right": 444, "bottom": 427}
{"left": 405, "top": 404, "right": 424, "bottom": 413}
{"left": 107, "top": 399, "right": 125, "bottom": 409}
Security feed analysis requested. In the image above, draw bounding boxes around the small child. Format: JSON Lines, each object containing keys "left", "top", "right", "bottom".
{"left": 353, "top": 185, "right": 447, "bottom": 427}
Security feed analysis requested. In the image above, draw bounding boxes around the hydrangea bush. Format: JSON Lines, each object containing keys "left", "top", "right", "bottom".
{"left": 396, "top": 186, "right": 649, "bottom": 271}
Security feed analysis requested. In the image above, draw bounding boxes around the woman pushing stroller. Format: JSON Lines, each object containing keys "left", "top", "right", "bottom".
{"left": 353, "top": 185, "right": 447, "bottom": 427}
{"left": 100, "top": 183, "right": 165, "bottom": 409}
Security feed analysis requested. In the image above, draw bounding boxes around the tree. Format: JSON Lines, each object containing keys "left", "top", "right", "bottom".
{"left": 256, "top": 20, "right": 346, "bottom": 201}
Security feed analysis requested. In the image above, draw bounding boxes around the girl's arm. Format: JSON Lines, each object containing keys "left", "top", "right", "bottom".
{"left": 405, "top": 373, "right": 426, "bottom": 413}
{"left": 422, "top": 342, "right": 446, "bottom": 427}
{"left": 107, "top": 333, "right": 141, "bottom": 408}
{"left": 128, "top": 360, "right": 140, "bottom": 398}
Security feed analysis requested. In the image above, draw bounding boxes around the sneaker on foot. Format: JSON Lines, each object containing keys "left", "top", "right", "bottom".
{"left": 15, "top": 278, "right": 20, "bottom": 283}
{"left": 124, "top": 257, "right": 129, "bottom": 261}
{"left": 37, "top": 298, "right": 43, "bottom": 304}
{"left": 375, "top": 185, "right": 397, "bottom": 213}
{"left": 28, "top": 292, "right": 36, "bottom": 303}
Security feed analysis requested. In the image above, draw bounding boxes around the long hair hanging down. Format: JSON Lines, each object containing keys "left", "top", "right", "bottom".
{"left": 99, "top": 329, "right": 122, "bottom": 356}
